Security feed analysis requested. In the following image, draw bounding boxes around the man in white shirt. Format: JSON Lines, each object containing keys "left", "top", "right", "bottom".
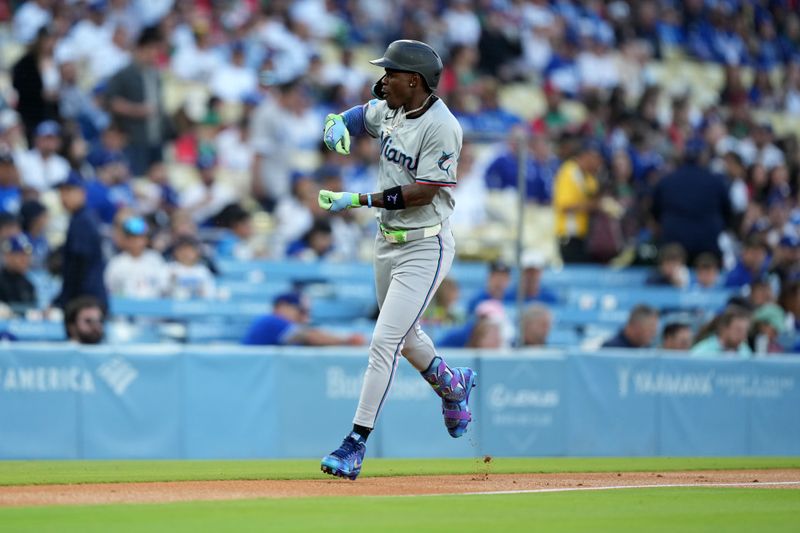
{"left": 249, "top": 79, "right": 319, "bottom": 209}
{"left": 64, "top": 1, "right": 113, "bottom": 66}
{"left": 209, "top": 43, "right": 258, "bottom": 102}
{"left": 15, "top": 121, "right": 70, "bottom": 193}
{"left": 104, "top": 216, "right": 167, "bottom": 299}
{"left": 170, "top": 25, "right": 223, "bottom": 83}
{"left": 179, "top": 153, "right": 237, "bottom": 225}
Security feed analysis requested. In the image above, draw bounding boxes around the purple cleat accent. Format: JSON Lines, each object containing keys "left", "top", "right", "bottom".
{"left": 321, "top": 432, "right": 366, "bottom": 480}
{"left": 422, "top": 357, "right": 477, "bottom": 438}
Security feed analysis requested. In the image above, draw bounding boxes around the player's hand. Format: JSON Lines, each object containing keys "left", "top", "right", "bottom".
{"left": 323, "top": 114, "right": 350, "bottom": 155}
{"left": 318, "top": 190, "right": 360, "bottom": 212}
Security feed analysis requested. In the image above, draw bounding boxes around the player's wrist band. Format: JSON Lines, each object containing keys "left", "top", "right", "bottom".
{"left": 350, "top": 193, "right": 361, "bottom": 208}
{"left": 367, "top": 193, "right": 372, "bottom": 208}
{"left": 382, "top": 186, "right": 406, "bottom": 210}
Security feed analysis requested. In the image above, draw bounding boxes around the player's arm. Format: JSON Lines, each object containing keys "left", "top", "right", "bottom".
{"left": 289, "top": 328, "right": 365, "bottom": 347}
{"left": 318, "top": 183, "right": 439, "bottom": 212}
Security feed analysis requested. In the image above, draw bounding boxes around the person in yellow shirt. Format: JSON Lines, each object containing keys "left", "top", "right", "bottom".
{"left": 552, "top": 142, "right": 603, "bottom": 262}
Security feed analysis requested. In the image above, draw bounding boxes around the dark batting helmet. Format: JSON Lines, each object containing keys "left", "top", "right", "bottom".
{"left": 369, "top": 40, "right": 443, "bottom": 90}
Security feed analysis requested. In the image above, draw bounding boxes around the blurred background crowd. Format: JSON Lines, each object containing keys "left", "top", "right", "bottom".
{"left": 0, "top": 0, "right": 799, "bottom": 354}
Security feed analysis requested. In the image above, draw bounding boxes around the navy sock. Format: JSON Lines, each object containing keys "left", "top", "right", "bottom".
{"left": 352, "top": 424, "right": 372, "bottom": 442}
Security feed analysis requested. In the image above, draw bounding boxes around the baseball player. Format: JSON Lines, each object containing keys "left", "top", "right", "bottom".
{"left": 318, "top": 40, "right": 477, "bottom": 480}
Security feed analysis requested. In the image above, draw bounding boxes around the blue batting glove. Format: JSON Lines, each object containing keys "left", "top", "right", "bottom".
{"left": 323, "top": 114, "right": 351, "bottom": 155}
{"left": 318, "top": 190, "right": 360, "bottom": 212}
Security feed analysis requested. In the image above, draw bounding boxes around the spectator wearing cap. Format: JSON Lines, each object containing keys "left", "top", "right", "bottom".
{"left": 15, "top": 121, "right": 70, "bottom": 193}
{"left": 443, "top": 299, "right": 513, "bottom": 349}
{"left": 652, "top": 138, "right": 732, "bottom": 263}
{"left": 64, "top": 295, "right": 105, "bottom": 344}
{"left": 60, "top": 0, "right": 112, "bottom": 66}
{"left": 690, "top": 252, "right": 722, "bottom": 289}
{"left": 54, "top": 171, "right": 108, "bottom": 310}
{"left": 467, "top": 259, "right": 512, "bottom": 314}
{"left": 85, "top": 150, "right": 135, "bottom": 224}
{"left": 209, "top": 42, "right": 258, "bottom": 103}
{"left": 0, "top": 151, "right": 21, "bottom": 215}
{"left": 505, "top": 250, "right": 558, "bottom": 305}
{"left": 19, "top": 200, "right": 49, "bottom": 270}
{"left": 724, "top": 236, "right": 770, "bottom": 288}
{"left": 104, "top": 216, "right": 167, "bottom": 299}
{"left": 86, "top": 123, "right": 128, "bottom": 169}
{"left": 552, "top": 141, "right": 602, "bottom": 263}
{"left": 601, "top": 304, "right": 659, "bottom": 349}
{"left": 11, "top": 27, "right": 60, "bottom": 147}
{"left": 769, "top": 234, "right": 800, "bottom": 284}
{"left": 661, "top": 322, "right": 693, "bottom": 351}
{"left": 0, "top": 234, "right": 36, "bottom": 307}
{"left": 105, "top": 25, "right": 169, "bottom": 176}
{"left": 242, "top": 292, "right": 366, "bottom": 347}
{"left": 164, "top": 236, "right": 215, "bottom": 300}
{"left": 180, "top": 152, "right": 237, "bottom": 225}
{"left": 691, "top": 307, "right": 753, "bottom": 358}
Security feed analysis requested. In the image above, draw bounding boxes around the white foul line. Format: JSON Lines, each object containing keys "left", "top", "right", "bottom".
{"left": 456, "top": 480, "right": 800, "bottom": 496}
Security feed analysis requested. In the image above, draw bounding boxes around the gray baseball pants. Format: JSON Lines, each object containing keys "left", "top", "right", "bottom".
{"left": 352, "top": 223, "right": 455, "bottom": 428}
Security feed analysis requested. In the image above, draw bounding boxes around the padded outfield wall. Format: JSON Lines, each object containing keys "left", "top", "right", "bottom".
{"left": 0, "top": 345, "right": 798, "bottom": 459}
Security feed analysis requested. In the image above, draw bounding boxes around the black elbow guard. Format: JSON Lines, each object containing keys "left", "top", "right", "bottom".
{"left": 382, "top": 186, "right": 406, "bottom": 210}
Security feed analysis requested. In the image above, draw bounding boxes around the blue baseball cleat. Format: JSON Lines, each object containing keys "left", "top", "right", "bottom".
{"left": 443, "top": 367, "right": 477, "bottom": 438}
{"left": 320, "top": 432, "right": 366, "bottom": 480}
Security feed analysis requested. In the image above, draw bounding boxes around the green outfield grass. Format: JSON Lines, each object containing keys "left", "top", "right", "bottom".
{"left": 1, "top": 488, "right": 799, "bottom": 533}
{"left": 1, "top": 456, "right": 799, "bottom": 486}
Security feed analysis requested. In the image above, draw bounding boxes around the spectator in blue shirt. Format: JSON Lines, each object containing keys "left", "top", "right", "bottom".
{"left": 0, "top": 150, "right": 20, "bottom": 216}
{"left": 724, "top": 236, "right": 770, "bottom": 288}
{"left": 19, "top": 199, "right": 49, "bottom": 270}
{"left": 242, "top": 292, "right": 365, "bottom": 347}
{"left": 85, "top": 150, "right": 136, "bottom": 224}
{"left": 54, "top": 171, "right": 108, "bottom": 311}
{"left": 484, "top": 128, "right": 559, "bottom": 204}
{"left": 601, "top": 304, "right": 660, "bottom": 349}
{"left": 505, "top": 250, "right": 558, "bottom": 305}
{"left": 651, "top": 139, "right": 732, "bottom": 262}
{"left": 467, "top": 259, "right": 512, "bottom": 314}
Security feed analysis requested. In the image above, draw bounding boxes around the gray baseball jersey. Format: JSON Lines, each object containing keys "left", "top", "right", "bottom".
{"left": 348, "top": 97, "right": 463, "bottom": 430}
{"left": 363, "top": 98, "right": 462, "bottom": 229}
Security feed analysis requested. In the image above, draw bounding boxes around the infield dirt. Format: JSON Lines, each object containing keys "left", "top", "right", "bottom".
{"left": 0, "top": 469, "right": 798, "bottom": 507}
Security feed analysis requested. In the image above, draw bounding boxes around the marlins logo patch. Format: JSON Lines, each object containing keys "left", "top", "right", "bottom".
{"left": 437, "top": 151, "right": 455, "bottom": 176}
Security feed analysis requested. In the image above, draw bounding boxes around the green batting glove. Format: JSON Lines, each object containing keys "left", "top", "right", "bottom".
{"left": 318, "top": 190, "right": 360, "bottom": 212}
{"left": 323, "top": 114, "right": 351, "bottom": 155}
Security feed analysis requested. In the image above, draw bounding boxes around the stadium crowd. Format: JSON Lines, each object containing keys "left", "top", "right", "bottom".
{"left": 0, "top": 0, "right": 799, "bottom": 353}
